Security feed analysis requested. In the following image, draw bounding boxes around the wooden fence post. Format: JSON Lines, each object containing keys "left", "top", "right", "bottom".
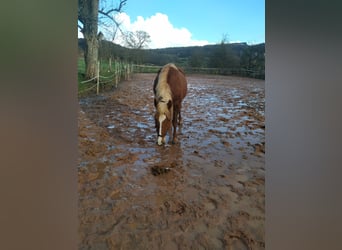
{"left": 125, "top": 62, "right": 127, "bottom": 80}
{"left": 96, "top": 61, "right": 100, "bottom": 95}
{"left": 108, "top": 57, "right": 111, "bottom": 72}
{"left": 115, "top": 60, "right": 119, "bottom": 88}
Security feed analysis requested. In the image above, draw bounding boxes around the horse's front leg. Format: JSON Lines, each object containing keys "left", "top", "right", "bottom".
{"left": 172, "top": 110, "right": 179, "bottom": 144}
{"left": 178, "top": 104, "right": 183, "bottom": 125}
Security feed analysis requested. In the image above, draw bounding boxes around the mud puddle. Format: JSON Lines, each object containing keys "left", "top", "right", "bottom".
{"left": 78, "top": 73, "right": 265, "bottom": 249}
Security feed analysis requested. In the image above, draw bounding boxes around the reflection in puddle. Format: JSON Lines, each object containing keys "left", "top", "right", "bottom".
{"left": 137, "top": 123, "right": 149, "bottom": 129}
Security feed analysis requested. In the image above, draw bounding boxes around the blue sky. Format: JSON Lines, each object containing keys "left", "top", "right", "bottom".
{"left": 123, "top": 0, "right": 264, "bottom": 45}
{"left": 80, "top": 0, "right": 265, "bottom": 48}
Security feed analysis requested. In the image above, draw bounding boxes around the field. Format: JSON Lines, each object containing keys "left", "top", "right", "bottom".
{"left": 78, "top": 73, "right": 265, "bottom": 249}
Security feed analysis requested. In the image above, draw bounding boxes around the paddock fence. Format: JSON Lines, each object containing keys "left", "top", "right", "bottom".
{"left": 78, "top": 59, "right": 264, "bottom": 95}
{"left": 133, "top": 64, "right": 265, "bottom": 79}
{"left": 78, "top": 59, "right": 134, "bottom": 95}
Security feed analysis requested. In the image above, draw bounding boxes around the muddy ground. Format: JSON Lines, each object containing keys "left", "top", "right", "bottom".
{"left": 78, "top": 73, "right": 265, "bottom": 249}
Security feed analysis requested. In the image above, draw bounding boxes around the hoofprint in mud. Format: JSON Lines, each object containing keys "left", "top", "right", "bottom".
{"left": 78, "top": 73, "right": 265, "bottom": 249}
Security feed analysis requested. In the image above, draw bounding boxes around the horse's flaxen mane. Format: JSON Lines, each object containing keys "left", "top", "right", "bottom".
{"left": 155, "top": 64, "right": 177, "bottom": 115}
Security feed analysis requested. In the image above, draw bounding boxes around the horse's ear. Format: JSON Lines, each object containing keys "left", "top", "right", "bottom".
{"left": 167, "top": 100, "right": 172, "bottom": 109}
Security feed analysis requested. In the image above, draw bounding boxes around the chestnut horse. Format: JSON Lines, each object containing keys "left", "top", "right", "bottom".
{"left": 153, "top": 63, "right": 187, "bottom": 145}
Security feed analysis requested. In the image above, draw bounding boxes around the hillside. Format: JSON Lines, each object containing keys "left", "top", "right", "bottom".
{"left": 78, "top": 39, "right": 265, "bottom": 79}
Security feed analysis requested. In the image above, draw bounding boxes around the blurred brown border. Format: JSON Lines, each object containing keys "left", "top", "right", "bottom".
{"left": 266, "top": 0, "right": 341, "bottom": 249}
{"left": 0, "top": 1, "right": 78, "bottom": 249}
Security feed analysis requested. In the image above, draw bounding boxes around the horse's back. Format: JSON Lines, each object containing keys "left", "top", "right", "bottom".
{"left": 167, "top": 66, "right": 187, "bottom": 102}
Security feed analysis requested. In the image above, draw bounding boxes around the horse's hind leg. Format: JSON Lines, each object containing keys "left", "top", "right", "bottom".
{"left": 178, "top": 110, "right": 182, "bottom": 125}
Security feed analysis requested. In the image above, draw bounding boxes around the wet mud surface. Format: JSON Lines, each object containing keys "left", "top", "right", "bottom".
{"left": 78, "top": 74, "right": 265, "bottom": 249}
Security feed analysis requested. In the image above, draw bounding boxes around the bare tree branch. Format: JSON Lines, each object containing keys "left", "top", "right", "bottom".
{"left": 110, "top": 18, "right": 124, "bottom": 42}
{"left": 98, "top": 0, "right": 127, "bottom": 19}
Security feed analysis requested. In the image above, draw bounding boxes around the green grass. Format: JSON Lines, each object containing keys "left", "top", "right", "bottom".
{"left": 78, "top": 58, "right": 136, "bottom": 96}
{"left": 133, "top": 65, "right": 160, "bottom": 73}
{"left": 77, "top": 58, "right": 94, "bottom": 95}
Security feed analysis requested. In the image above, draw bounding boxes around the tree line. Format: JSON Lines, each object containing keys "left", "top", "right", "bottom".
{"left": 79, "top": 38, "right": 265, "bottom": 79}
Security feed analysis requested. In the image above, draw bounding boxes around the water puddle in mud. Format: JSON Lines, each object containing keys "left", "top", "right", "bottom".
{"left": 136, "top": 123, "right": 149, "bottom": 129}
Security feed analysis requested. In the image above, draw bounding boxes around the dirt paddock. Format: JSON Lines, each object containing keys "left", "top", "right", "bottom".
{"left": 78, "top": 73, "right": 265, "bottom": 249}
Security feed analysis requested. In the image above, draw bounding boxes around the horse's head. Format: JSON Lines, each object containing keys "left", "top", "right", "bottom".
{"left": 154, "top": 99, "right": 173, "bottom": 145}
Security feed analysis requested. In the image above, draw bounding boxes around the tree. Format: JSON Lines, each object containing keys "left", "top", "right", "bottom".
{"left": 123, "top": 30, "right": 151, "bottom": 64}
{"left": 189, "top": 49, "right": 205, "bottom": 68}
{"left": 124, "top": 30, "right": 151, "bottom": 49}
{"left": 209, "top": 34, "right": 239, "bottom": 70}
{"left": 78, "top": 0, "right": 127, "bottom": 79}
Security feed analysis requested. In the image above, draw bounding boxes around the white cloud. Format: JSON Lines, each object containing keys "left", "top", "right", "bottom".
{"left": 112, "top": 12, "right": 210, "bottom": 49}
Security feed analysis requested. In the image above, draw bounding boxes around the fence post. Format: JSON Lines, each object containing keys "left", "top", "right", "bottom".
{"left": 96, "top": 61, "right": 100, "bottom": 95}
{"left": 115, "top": 60, "right": 119, "bottom": 88}
{"left": 127, "top": 63, "right": 131, "bottom": 80}
{"left": 124, "top": 62, "right": 126, "bottom": 78}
